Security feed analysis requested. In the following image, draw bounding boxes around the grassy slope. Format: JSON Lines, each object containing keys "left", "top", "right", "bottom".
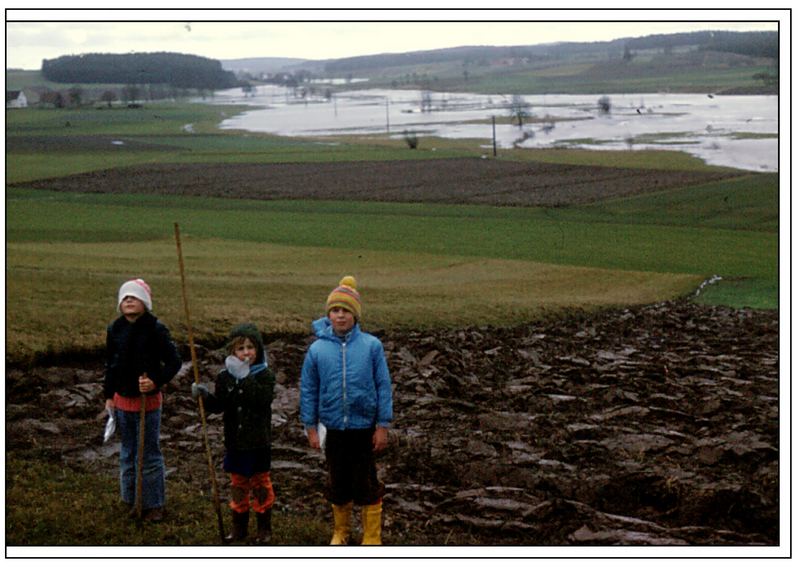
{"left": 354, "top": 49, "right": 776, "bottom": 95}
{"left": 6, "top": 174, "right": 776, "bottom": 360}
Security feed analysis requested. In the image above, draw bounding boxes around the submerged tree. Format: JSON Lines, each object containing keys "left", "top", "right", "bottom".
{"left": 598, "top": 96, "right": 612, "bottom": 114}
{"left": 509, "top": 95, "right": 532, "bottom": 128}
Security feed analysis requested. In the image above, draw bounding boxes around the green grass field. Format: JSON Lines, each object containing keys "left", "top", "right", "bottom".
{"left": 454, "top": 65, "right": 776, "bottom": 95}
{"left": 5, "top": 102, "right": 779, "bottom": 362}
{"left": 5, "top": 456, "right": 330, "bottom": 546}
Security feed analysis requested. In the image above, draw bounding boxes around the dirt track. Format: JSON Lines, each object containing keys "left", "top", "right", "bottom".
{"left": 6, "top": 300, "right": 778, "bottom": 546}
{"left": 15, "top": 158, "right": 738, "bottom": 207}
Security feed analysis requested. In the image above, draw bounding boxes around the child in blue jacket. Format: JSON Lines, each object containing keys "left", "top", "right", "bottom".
{"left": 300, "top": 276, "right": 392, "bottom": 545}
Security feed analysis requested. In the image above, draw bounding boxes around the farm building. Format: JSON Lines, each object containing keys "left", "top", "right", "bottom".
{"left": 6, "top": 90, "right": 28, "bottom": 108}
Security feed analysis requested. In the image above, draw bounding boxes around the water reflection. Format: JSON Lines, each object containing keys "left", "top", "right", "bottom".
{"left": 212, "top": 85, "right": 777, "bottom": 172}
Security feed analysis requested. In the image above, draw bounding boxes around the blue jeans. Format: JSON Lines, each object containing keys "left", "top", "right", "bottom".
{"left": 116, "top": 408, "right": 165, "bottom": 510}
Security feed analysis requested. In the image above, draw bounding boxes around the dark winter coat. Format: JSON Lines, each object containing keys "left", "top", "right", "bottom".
{"left": 204, "top": 366, "right": 276, "bottom": 452}
{"left": 104, "top": 312, "right": 182, "bottom": 400}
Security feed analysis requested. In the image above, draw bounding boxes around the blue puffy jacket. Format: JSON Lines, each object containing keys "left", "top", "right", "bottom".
{"left": 300, "top": 317, "right": 392, "bottom": 431}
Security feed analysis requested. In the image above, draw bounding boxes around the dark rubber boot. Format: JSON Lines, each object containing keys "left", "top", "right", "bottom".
{"left": 226, "top": 510, "right": 249, "bottom": 543}
{"left": 255, "top": 509, "right": 272, "bottom": 544}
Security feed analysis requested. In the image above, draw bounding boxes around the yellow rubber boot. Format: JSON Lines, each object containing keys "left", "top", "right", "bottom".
{"left": 330, "top": 502, "right": 353, "bottom": 545}
{"left": 361, "top": 501, "right": 382, "bottom": 545}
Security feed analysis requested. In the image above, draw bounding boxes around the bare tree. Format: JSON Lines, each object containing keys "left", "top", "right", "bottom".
{"left": 420, "top": 90, "right": 433, "bottom": 113}
{"left": 67, "top": 87, "right": 83, "bottom": 107}
{"left": 122, "top": 84, "right": 140, "bottom": 103}
{"left": 403, "top": 130, "right": 419, "bottom": 149}
{"left": 100, "top": 90, "right": 118, "bottom": 108}
{"left": 623, "top": 43, "right": 635, "bottom": 62}
{"left": 597, "top": 96, "right": 612, "bottom": 114}
{"left": 509, "top": 95, "right": 531, "bottom": 128}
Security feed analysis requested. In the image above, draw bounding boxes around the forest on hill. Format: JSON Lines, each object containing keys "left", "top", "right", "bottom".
{"left": 41, "top": 52, "right": 239, "bottom": 90}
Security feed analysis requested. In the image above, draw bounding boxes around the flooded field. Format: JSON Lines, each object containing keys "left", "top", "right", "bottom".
{"left": 213, "top": 86, "right": 778, "bottom": 172}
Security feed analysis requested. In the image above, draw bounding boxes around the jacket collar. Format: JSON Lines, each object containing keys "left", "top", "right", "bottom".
{"left": 114, "top": 310, "right": 156, "bottom": 330}
{"left": 312, "top": 316, "right": 360, "bottom": 343}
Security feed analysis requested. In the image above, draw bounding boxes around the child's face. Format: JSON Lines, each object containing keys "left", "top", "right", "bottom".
{"left": 120, "top": 296, "right": 146, "bottom": 321}
{"left": 233, "top": 338, "right": 257, "bottom": 364}
{"left": 328, "top": 307, "right": 356, "bottom": 335}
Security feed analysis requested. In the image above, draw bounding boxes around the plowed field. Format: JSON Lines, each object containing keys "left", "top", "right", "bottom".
{"left": 6, "top": 301, "right": 778, "bottom": 546}
{"left": 16, "top": 158, "right": 737, "bottom": 206}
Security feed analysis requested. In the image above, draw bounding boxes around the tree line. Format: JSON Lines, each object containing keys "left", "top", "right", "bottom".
{"left": 626, "top": 30, "right": 778, "bottom": 59}
{"left": 41, "top": 52, "right": 239, "bottom": 90}
{"left": 322, "top": 30, "right": 778, "bottom": 74}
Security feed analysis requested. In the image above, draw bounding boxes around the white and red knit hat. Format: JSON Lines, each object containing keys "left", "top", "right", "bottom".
{"left": 117, "top": 278, "right": 153, "bottom": 312}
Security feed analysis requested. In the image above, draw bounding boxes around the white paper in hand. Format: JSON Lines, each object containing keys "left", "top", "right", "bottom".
{"left": 103, "top": 411, "right": 116, "bottom": 443}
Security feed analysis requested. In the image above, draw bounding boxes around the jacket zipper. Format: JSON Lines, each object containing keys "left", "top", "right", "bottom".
{"left": 341, "top": 340, "right": 348, "bottom": 427}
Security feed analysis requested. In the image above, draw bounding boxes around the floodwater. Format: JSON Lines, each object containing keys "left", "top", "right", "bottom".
{"left": 212, "top": 85, "right": 778, "bottom": 172}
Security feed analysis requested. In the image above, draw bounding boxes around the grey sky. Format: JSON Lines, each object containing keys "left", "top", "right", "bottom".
{"left": 6, "top": 10, "right": 782, "bottom": 71}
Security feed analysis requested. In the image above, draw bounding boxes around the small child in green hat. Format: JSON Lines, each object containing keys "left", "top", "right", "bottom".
{"left": 193, "top": 323, "right": 277, "bottom": 543}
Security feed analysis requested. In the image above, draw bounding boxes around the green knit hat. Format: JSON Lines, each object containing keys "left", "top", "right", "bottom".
{"left": 226, "top": 323, "right": 266, "bottom": 364}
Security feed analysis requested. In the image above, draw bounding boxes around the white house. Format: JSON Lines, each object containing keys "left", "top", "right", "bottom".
{"left": 6, "top": 90, "right": 28, "bottom": 109}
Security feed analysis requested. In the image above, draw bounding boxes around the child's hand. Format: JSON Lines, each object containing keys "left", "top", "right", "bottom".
{"left": 307, "top": 427, "right": 321, "bottom": 450}
{"left": 191, "top": 383, "right": 210, "bottom": 400}
{"left": 372, "top": 427, "right": 388, "bottom": 452}
{"left": 138, "top": 373, "right": 155, "bottom": 394}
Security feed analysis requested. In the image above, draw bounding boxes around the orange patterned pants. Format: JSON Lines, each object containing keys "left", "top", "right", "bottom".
{"left": 229, "top": 471, "right": 275, "bottom": 513}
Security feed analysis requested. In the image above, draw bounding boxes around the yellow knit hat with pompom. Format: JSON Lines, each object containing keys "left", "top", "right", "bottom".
{"left": 326, "top": 275, "right": 362, "bottom": 319}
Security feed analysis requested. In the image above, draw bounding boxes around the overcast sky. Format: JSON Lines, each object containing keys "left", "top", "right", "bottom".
{"left": 6, "top": 9, "right": 782, "bottom": 71}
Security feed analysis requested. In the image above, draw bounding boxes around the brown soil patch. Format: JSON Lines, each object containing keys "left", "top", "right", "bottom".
{"left": 14, "top": 158, "right": 738, "bottom": 206}
{"left": 6, "top": 300, "right": 778, "bottom": 545}
{"left": 7, "top": 135, "right": 181, "bottom": 153}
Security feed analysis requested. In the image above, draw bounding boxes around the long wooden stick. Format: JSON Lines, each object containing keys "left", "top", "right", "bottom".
{"left": 174, "top": 222, "right": 227, "bottom": 544}
{"left": 136, "top": 391, "right": 146, "bottom": 521}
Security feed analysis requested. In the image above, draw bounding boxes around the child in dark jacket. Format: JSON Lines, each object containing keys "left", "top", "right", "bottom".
{"left": 104, "top": 278, "right": 181, "bottom": 522}
{"left": 300, "top": 276, "right": 393, "bottom": 545}
{"left": 192, "top": 323, "right": 276, "bottom": 544}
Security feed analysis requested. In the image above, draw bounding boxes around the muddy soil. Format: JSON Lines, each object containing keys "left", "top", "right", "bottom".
{"left": 13, "top": 158, "right": 738, "bottom": 207}
{"left": 6, "top": 300, "right": 778, "bottom": 546}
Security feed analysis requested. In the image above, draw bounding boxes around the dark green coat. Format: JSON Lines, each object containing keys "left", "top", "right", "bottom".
{"left": 205, "top": 366, "right": 276, "bottom": 451}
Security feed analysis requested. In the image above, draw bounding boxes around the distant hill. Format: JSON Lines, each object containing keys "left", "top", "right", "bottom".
{"left": 320, "top": 31, "right": 777, "bottom": 73}
{"left": 221, "top": 57, "right": 309, "bottom": 74}
{"left": 232, "top": 30, "right": 778, "bottom": 95}
{"left": 13, "top": 30, "right": 778, "bottom": 99}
